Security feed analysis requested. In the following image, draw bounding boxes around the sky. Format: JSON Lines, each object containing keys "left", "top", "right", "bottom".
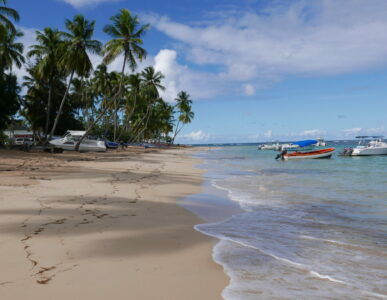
{"left": 10, "top": 0, "right": 387, "bottom": 143}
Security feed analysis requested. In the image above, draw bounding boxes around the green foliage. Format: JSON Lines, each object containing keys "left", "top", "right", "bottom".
{"left": 0, "top": 8, "right": 194, "bottom": 146}
{"left": 22, "top": 67, "right": 83, "bottom": 135}
{"left": 0, "top": 25, "right": 24, "bottom": 72}
{"left": 103, "top": 9, "right": 150, "bottom": 72}
{"left": 0, "top": 72, "right": 20, "bottom": 131}
{"left": 0, "top": 0, "right": 19, "bottom": 33}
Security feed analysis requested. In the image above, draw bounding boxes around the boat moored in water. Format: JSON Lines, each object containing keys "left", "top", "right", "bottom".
{"left": 280, "top": 147, "right": 335, "bottom": 160}
{"left": 275, "top": 139, "right": 335, "bottom": 160}
{"left": 348, "top": 136, "right": 387, "bottom": 156}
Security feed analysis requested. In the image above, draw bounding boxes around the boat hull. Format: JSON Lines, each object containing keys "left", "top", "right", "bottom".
{"left": 351, "top": 147, "right": 387, "bottom": 156}
{"left": 283, "top": 147, "right": 335, "bottom": 160}
{"left": 49, "top": 139, "right": 106, "bottom": 152}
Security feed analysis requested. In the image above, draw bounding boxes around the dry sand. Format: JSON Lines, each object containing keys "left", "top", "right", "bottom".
{"left": 0, "top": 147, "right": 227, "bottom": 299}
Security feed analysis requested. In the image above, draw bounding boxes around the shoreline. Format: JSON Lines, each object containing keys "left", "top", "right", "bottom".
{"left": 0, "top": 147, "right": 228, "bottom": 299}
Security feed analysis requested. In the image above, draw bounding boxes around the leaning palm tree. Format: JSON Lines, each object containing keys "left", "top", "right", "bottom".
{"left": 130, "top": 66, "right": 165, "bottom": 141}
{"left": 48, "top": 14, "right": 101, "bottom": 140}
{"left": 28, "top": 28, "right": 63, "bottom": 138}
{"left": 0, "top": 0, "right": 19, "bottom": 33}
{"left": 0, "top": 25, "right": 24, "bottom": 73}
{"left": 171, "top": 91, "right": 194, "bottom": 144}
{"left": 74, "top": 9, "right": 149, "bottom": 150}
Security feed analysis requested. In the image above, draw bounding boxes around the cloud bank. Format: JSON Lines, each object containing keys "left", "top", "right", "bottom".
{"left": 146, "top": 0, "right": 387, "bottom": 97}
{"left": 61, "top": 0, "right": 121, "bottom": 9}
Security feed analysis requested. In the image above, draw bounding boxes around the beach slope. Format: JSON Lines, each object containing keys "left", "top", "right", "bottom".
{"left": 0, "top": 148, "right": 226, "bottom": 300}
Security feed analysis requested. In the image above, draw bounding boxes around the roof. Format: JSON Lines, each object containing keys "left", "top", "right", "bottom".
{"left": 66, "top": 130, "right": 86, "bottom": 136}
{"left": 355, "top": 136, "right": 384, "bottom": 139}
{"left": 293, "top": 139, "right": 318, "bottom": 147}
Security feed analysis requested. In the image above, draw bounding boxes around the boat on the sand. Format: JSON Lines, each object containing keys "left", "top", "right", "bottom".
{"left": 50, "top": 131, "right": 106, "bottom": 152}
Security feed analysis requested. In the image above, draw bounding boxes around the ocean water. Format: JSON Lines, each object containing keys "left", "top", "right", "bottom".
{"left": 193, "top": 143, "right": 387, "bottom": 300}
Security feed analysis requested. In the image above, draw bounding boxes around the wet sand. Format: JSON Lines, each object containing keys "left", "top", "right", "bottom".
{"left": 0, "top": 147, "right": 227, "bottom": 299}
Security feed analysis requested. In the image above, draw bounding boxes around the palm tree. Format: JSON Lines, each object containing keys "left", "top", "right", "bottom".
{"left": 104, "top": 9, "right": 149, "bottom": 74}
{"left": 74, "top": 9, "right": 150, "bottom": 150}
{"left": 48, "top": 14, "right": 101, "bottom": 140}
{"left": 0, "top": 0, "right": 19, "bottom": 33}
{"left": 172, "top": 91, "right": 194, "bottom": 143}
{"left": 0, "top": 25, "right": 24, "bottom": 73}
{"left": 124, "top": 73, "right": 142, "bottom": 128}
{"left": 130, "top": 66, "right": 165, "bottom": 141}
{"left": 103, "top": 9, "right": 149, "bottom": 141}
{"left": 28, "top": 28, "right": 63, "bottom": 138}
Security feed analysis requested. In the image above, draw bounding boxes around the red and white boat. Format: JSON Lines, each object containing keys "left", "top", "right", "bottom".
{"left": 282, "top": 147, "right": 335, "bottom": 160}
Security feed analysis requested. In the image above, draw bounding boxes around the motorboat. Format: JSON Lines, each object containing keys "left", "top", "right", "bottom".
{"left": 276, "top": 139, "right": 335, "bottom": 160}
{"left": 315, "top": 138, "right": 326, "bottom": 147}
{"left": 50, "top": 131, "right": 106, "bottom": 152}
{"left": 349, "top": 136, "right": 387, "bottom": 156}
{"left": 258, "top": 142, "right": 280, "bottom": 150}
{"left": 279, "top": 143, "right": 300, "bottom": 151}
{"left": 280, "top": 148, "right": 335, "bottom": 160}
{"left": 99, "top": 137, "right": 119, "bottom": 149}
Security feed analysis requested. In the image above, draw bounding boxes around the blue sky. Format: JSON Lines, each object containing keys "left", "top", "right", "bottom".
{"left": 11, "top": 0, "right": 387, "bottom": 143}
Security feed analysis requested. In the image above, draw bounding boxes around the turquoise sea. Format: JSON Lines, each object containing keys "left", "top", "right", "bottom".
{"left": 192, "top": 142, "right": 387, "bottom": 299}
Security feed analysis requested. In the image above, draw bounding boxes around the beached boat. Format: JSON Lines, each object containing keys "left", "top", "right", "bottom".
{"left": 281, "top": 147, "right": 335, "bottom": 160}
{"left": 50, "top": 131, "right": 106, "bottom": 152}
{"left": 345, "top": 136, "right": 387, "bottom": 156}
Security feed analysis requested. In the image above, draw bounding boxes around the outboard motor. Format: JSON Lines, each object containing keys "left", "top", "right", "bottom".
{"left": 343, "top": 148, "right": 353, "bottom": 156}
{"left": 275, "top": 150, "right": 287, "bottom": 160}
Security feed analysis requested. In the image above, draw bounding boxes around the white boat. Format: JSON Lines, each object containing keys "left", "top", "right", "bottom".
{"left": 315, "top": 138, "right": 326, "bottom": 147}
{"left": 258, "top": 142, "right": 280, "bottom": 150}
{"left": 279, "top": 143, "right": 300, "bottom": 151}
{"left": 50, "top": 131, "right": 106, "bottom": 152}
{"left": 350, "top": 136, "right": 387, "bottom": 156}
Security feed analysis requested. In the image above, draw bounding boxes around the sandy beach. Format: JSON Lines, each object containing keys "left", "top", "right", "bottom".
{"left": 0, "top": 147, "right": 227, "bottom": 300}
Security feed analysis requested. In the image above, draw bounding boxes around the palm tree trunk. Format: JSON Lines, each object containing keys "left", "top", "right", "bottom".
{"left": 48, "top": 70, "right": 75, "bottom": 140}
{"left": 129, "top": 105, "right": 150, "bottom": 142}
{"left": 133, "top": 105, "right": 152, "bottom": 142}
{"left": 75, "top": 53, "right": 128, "bottom": 151}
{"left": 44, "top": 77, "right": 53, "bottom": 140}
{"left": 171, "top": 119, "right": 181, "bottom": 144}
{"left": 126, "top": 93, "right": 137, "bottom": 125}
{"left": 173, "top": 124, "right": 184, "bottom": 144}
{"left": 113, "top": 98, "right": 117, "bottom": 141}
{"left": 75, "top": 102, "right": 110, "bottom": 151}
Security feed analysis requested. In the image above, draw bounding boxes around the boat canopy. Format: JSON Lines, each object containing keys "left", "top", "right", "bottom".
{"left": 355, "top": 136, "right": 384, "bottom": 139}
{"left": 293, "top": 139, "right": 318, "bottom": 147}
{"left": 66, "top": 130, "right": 86, "bottom": 136}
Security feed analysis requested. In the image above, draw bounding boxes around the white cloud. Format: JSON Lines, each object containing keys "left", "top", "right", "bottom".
{"left": 299, "top": 129, "right": 326, "bottom": 137}
{"left": 153, "top": 49, "right": 225, "bottom": 101}
{"left": 243, "top": 84, "right": 255, "bottom": 96}
{"left": 342, "top": 128, "right": 362, "bottom": 135}
{"left": 147, "top": 0, "right": 387, "bottom": 90}
{"left": 12, "top": 27, "right": 39, "bottom": 94}
{"left": 366, "top": 125, "right": 385, "bottom": 134}
{"left": 342, "top": 126, "right": 386, "bottom": 137}
{"left": 264, "top": 130, "right": 272, "bottom": 138}
{"left": 179, "top": 130, "right": 210, "bottom": 142}
{"left": 61, "top": 0, "right": 121, "bottom": 9}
